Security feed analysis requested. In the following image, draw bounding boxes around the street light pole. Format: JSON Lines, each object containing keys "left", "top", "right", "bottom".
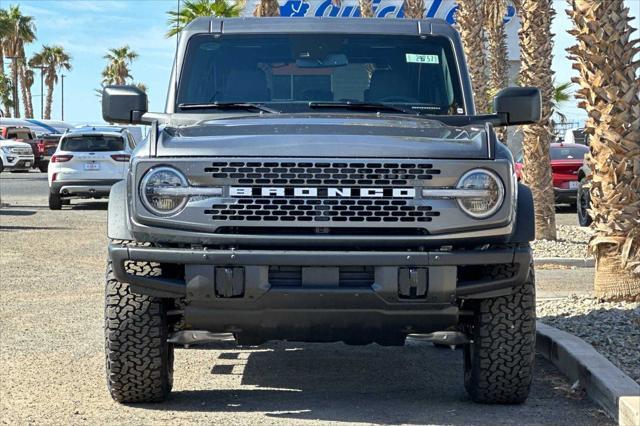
{"left": 61, "top": 74, "right": 65, "bottom": 121}
{"left": 33, "top": 66, "right": 46, "bottom": 119}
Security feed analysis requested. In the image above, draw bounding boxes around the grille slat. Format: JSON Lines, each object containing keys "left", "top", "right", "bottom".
{"left": 203, "top": 161, "right": 442, "bottom": 224}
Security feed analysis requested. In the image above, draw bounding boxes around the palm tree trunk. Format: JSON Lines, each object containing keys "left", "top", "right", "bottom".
{"left": 517, "top": 0, "right": 557, "bottom": 240}
{"left": 44, "top": 76, "right": 54, "bottom": 120}
{"left": 567, "top": 0, "right": 640, "bottom": 301}
{"left": 402, "top": 0, "right": 425, "bottom": 19}
{"left": 484, "top": 0, "right": 509, "bottom": 143}
{"left": 253, "top": 0, "right": 280, "bottom": 16}
{"left": 358, "top": 0, "right": 374, "bottom": 17}
{"left": 10, "top": 58, "right": 20, "bottom": 118}
{"left": 19, "top": 59, "right": 33, "bottom": 118}
{"left": 0, "top": 47, "right": 12, "bottom": 117}
{"left": 455, "top": 0, "right": 489, "bottom": 113}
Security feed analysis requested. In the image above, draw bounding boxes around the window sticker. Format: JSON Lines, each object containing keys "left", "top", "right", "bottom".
{"left": 405, "top": 53, "right": 440, "bottom": 64}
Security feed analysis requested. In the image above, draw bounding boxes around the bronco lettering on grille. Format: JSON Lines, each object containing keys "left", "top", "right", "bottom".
{"left": 229, "top": 187, "right": 416, "bottom": 198}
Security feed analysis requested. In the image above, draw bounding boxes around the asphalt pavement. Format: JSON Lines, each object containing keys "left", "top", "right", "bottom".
{"left": 0, "top": 172, "right": 610, "bottom": 424}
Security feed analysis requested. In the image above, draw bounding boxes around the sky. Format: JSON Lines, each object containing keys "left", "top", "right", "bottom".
{"left": 2, "top": 0, "right": 639, "bottom": 124}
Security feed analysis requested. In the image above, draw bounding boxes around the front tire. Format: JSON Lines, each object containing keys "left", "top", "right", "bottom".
{"left": 105, "top": 262, "right": 174, "bottom": 403}
{"left": 38, "top": 161, "right": 48, "bottom": 173}
{"left": 463, "top": 264, "right": 536, "bottom": 404}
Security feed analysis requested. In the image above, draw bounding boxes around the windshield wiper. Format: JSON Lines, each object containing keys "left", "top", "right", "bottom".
{"left": 178, "top": 102, "right": 279, "bottom": 114}
{"left": 308, "top": 101, "right": 415, "bottom": 114}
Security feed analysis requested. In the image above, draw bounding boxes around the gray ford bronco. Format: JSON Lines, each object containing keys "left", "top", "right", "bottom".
{"left": 103, "top": 17, "right": 540, "bottom": 404}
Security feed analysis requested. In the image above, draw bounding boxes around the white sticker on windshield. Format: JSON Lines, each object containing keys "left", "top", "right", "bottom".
{"left": 406, "top": 53, "right": 440, "bottom": 64}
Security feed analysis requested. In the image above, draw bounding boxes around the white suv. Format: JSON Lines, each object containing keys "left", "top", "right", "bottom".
{"left": 47, "top": 127, "right": 137, "bottom": 209}
{"left": 0, "top": 135, "right": 35, "bottom": 173}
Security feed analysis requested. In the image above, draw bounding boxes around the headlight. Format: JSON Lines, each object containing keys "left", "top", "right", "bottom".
{"left": 456, "top": 169, "right": 505, "bottom": 218}
{"left": 1, "top": 146, "right": 11, "bottom": 154}
{"left": 140, "top": 167, "right": 189, "bottom": 216}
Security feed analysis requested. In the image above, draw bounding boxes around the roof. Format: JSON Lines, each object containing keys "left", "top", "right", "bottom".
{"left": 550, "top": 142, "right": 588, "bottom": 148}
{"left": 68, "top": 126, "right": 125, "bottom": 134}
{"left": 182, "top": 17, "right": 456, "bottom": 37}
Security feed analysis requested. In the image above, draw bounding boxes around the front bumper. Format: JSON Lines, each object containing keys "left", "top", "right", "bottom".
{"left": 554, "top": 187, "right": 578, "bottom": 203}
{"left": 3, "top": 157, "right": 34, "bottom": 170}
{"left": 109, "top": 244, "right": 532, "bottom": 339}
{"left": 51, "top": 179, "right": 121, "bottom": 197}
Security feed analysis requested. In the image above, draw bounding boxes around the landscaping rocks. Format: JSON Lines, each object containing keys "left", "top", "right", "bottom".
{"left": 537, "top": 296, "right": 640, "bottom": 384}
{"left": 532, "top": 225, "right": 593, "bottom": 259}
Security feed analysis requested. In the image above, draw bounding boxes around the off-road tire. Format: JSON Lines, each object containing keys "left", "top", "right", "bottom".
{"left": 48, "top": 192, "right": 62, "bottom": 210}
{"left": 105, "top": 261, "right": 174, "bottom": 403}
{"left": 577, "top": 180, "right": 592, "bottom": 227}
{"left": 463, "top": 263, "right": 536, "bottom": 404}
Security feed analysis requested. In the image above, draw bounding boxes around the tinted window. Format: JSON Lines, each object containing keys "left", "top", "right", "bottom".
{"left": 551, "top": 146, "right": 588, "bottom": 160}
{"left": 177, "top": 34, "right": 465, "bottom": 115}
{"left": 8, "top": 129, "right": 33, "bottom": 140}
{"left": 61, "top": 135, "right": 125, "bottom": 152}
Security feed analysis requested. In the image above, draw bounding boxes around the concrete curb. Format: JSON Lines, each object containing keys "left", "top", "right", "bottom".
{"left": 536, "top": 322, "right": 640, "bottom": 424}
{"left": 534, "top": 257, "right": 595, "bottom": 268}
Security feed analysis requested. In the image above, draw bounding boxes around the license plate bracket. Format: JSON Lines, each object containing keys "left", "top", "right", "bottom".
{"left": 84, "top": 162, "right": 100, "bottom": 170}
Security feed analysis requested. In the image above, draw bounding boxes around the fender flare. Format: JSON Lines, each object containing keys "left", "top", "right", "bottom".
{"left": 509, "top": 183, "right": 535, "bottom": 243}
{"left": 108, "top": 180, "right": 134, "bottom": 241}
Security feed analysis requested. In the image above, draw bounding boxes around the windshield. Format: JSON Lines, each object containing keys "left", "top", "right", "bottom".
{"left": 61, "top": 135, "right": 125, "bottom": 152}
{"left": 551, "top": 145, "right": 588, "bottom": 160}
{"left": 177, "top": 34, "right": 465, "bottom": 115}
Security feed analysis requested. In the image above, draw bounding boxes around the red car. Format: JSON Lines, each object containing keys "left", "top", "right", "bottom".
{"left": 0, "top": 126, "right": 61, "bottom": 172}
{"left": 515, "top": 143, "right": 589, "bottom": 205}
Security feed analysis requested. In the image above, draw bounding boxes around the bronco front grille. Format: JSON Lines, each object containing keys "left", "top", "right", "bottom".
{"left": 204, "top": 161, "right": 441, "bottom": 186}
{"left": 203, "top": 160, "right": 441, "bottom": 224}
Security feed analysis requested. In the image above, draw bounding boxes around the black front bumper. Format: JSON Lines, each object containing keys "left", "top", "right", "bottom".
{"left": 109, "top": 244, "right": 532, "bottom": 339}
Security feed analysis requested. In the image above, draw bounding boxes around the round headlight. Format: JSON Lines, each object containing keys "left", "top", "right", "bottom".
{"left": 140, "top": 167, "right": 189, "bottom": 216}
{"left": 456, "top": 169, "right": 505, "bottom": 219}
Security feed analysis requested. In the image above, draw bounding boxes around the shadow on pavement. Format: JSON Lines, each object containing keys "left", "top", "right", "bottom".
{"left": 0, "top": 225, "right": 71, "bottom": 231}
{"left": 130, "top": 341, "right": 609, "bottom": 425}
{"left": 0, "top": 209, "right": 37, "bottom": 216}
{"left": 67, "top": 201, "right": 108, "bottom": 211}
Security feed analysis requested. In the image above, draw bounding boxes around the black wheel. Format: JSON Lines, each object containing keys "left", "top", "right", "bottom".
{"left": 463, "top": 263, "right": 536, "bottom": 404}
{"left": 38, "top": 161, "right": 48, "bottom": 173}
{"left": 577, "top": 181, "right": 592, "bottom": 227}
{"left": 0, "top": 159, "right": 3, "bottom": 173}
{"left": 105, "top": 260, "right": 174, "bottom": 403}
{"left": 48, "top": 192, "right": 62, "bottom": 210}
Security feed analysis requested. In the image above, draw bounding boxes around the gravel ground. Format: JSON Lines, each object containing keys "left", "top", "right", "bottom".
{"left": 532, "top": 225, "right": 593, "bottom": 259}
{"left": 0, "top": 173, "right": 613, "bottom": 424}
{"left": 538, "top": 296, "right": 640, "bottom": 384}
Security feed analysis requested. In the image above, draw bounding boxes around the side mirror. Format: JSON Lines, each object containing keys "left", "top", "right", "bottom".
{"left": 102, "top": 85, "right": 148, "bottom": 124}
{"left": 493, "top": 87, "right": 541, "bottom": 126}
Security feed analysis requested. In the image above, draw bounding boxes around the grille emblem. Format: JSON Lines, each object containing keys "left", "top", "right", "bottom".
{"left": 229, "top": 187, "right": 416, "bottom": 198}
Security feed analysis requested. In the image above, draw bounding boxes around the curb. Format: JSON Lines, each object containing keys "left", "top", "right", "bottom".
{"left": 536, "top": 322, "right": 640, "bottom": 424}
{"left": 534, "top": 257, "right": 595, "bottom": 268}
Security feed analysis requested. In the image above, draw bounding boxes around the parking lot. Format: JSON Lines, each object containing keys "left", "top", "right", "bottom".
{"left": 0, "top": 172, "right": 611, "bottom": 425}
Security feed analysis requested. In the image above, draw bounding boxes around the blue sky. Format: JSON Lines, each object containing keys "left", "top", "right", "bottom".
{"left": 3, "top": 0, "right": 639, "bottom": 124}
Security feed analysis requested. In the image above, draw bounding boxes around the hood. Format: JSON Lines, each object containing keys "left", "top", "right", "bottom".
{"left": 156, "top": 114, "right": 490, "bottom": 159}
{"left": 0, "top": 140, "right": 31, "bottom": 149}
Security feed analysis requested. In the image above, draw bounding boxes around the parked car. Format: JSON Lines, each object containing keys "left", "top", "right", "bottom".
{"left": 0, "top": 134, "right": 35, "bottom": 173}
{"left": 0, "top": 125, "right": 58, "bottom": 172}
{"left": 47, "top": 126, "right": 136, "bottom": 209}
{"left": 563, "top": 127, "right": 589, "bottom": 145}
{"left": 577, "top": 163, "right": 593, "bottom": 227}
{"left": 515, "top": 143, "right": 590, "bottom": 205}
{"left": 33, "top": 133, "right": 62, "bottom": 172}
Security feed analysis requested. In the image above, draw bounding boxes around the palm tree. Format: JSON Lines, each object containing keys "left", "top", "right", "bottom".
{"left": 22, "top": 64, "right": 34, "bottom": 117}
{"left": 358, "top": 0, "right": 373, "bottom": 17}
{"left": 1, "top": 5, "right": 36, "bottom": 118}
{"left": 517, "top": 0, "right": 557, "bottom": 240}
{"left": 402, "top": 0, "right": 424, "bottom": 19}
{"left": 28, "top": 45, "right": 72, "bottom": 119}
{"left": 166, "top": 0, "right": 240, "bottom": 38}
{"left": 552, "top": 80, "right": 573, "bottom": 124}
{"left": 101, "top": 46, "right": 138, "bottom": 85}
{"left": 253, "top": 0, "right": 280, "bottom": 16}
{"left": 455, "top": 0, "right": 489, "bottom": 113}
{"left": 0, "top": 9, "right": 12, "bottom": 117}
{"left": 567, "top": 0, "right": 640, "bottom": 301}
{"left": 483, "top": 0, "right": 509, "bottom": 142}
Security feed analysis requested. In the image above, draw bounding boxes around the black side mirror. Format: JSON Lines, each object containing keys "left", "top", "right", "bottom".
{"left": 102, "top": 85, "right": 148, "bottom": 124}
{"left": 493, "top": 87, "right": 541, "bottom": 126}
